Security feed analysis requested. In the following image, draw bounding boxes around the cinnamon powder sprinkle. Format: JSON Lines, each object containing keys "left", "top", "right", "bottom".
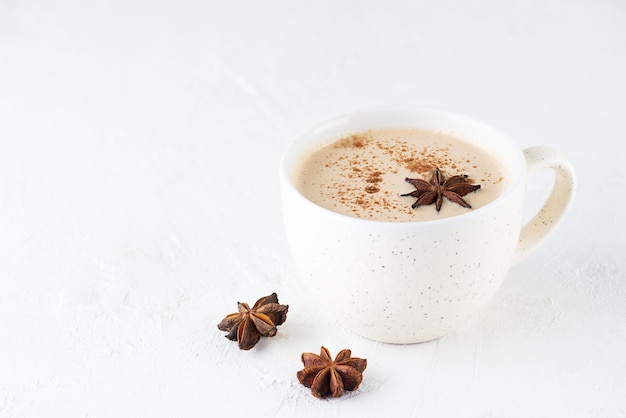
{"left": 325, "top": 131, "right": 470, "bottom": 215}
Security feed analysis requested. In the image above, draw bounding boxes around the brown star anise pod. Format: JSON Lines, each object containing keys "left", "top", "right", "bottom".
{"left": 297, "top": 346, "right": 367, "bottom": 399}
{"left": 402, "top": 167, "right": 481, "bottom": 211}
{"left": 217, "top": 292, "right": 288, "bottom": 350}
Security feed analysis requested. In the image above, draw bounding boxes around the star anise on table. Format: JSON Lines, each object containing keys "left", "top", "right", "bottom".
{"left": 297, "top": 346, "right": 367, "bottom": 399}
{"left": 217, "top": 292, "right": 288, "bottom": 350}
{"left": 401, "top": 167, "right": 481, "bottom": 211}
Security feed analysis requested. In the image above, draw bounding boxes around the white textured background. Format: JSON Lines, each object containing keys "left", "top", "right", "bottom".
{"left": 1, "top": 0, "right": 625, "bottom": 417}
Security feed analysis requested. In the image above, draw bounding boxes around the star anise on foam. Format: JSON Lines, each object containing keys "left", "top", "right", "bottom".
{"left": 297, "top": 346, "right": 367, "bottom": 399}
{"left": 217, "top": 292, "right": 288, "bottom": 350}
{"left": 401, "top": 167, "right": 481, "bottom": 212}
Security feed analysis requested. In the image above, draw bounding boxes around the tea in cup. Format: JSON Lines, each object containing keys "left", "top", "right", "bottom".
{"left": 280, "top": 107, "right": 576, "bottom": 343}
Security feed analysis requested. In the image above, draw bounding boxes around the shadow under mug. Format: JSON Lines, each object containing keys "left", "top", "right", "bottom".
{"left": 280, "top": 107, "right": 576, "bottom": 344}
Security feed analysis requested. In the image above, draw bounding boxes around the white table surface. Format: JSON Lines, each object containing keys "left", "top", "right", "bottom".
{"left": 1, "top": 1, "right": 625, "bottom": 417}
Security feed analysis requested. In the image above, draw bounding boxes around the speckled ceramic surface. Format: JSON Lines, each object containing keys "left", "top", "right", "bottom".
{"left": 281, "top": 107, "right": 576, "bottom": 343}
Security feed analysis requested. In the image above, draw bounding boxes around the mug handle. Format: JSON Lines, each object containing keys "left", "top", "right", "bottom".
{"left": 513, "top": 146, "right": 577, "bottom": 264}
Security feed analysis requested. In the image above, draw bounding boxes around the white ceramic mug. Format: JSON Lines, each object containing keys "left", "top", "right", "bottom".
{"left": 280, "top": 107, "right": 576, "bottom": 344}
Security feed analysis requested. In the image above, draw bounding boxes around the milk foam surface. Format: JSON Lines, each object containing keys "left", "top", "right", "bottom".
{"left": 293, "top": 128, "right": 509, "bottom": 222}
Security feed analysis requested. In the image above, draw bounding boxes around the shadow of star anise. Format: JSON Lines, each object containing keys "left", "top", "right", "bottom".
{"left": 217, "top": 292, "right": 289, "bottom": 350}
{"left": 297, "top": 346, "right": 367, "bottom": 399}
{"left": 401, "top": 167, "right": 481, "bottom": 211}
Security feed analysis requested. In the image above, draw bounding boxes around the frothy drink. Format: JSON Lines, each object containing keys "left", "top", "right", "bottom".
{"left": 293, "top": 128, "right": 509, "bottom": 222}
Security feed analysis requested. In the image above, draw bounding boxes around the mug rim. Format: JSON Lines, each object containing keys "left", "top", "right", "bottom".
{"left": 280, "top": 105, "right": 526, "bottom": 230}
